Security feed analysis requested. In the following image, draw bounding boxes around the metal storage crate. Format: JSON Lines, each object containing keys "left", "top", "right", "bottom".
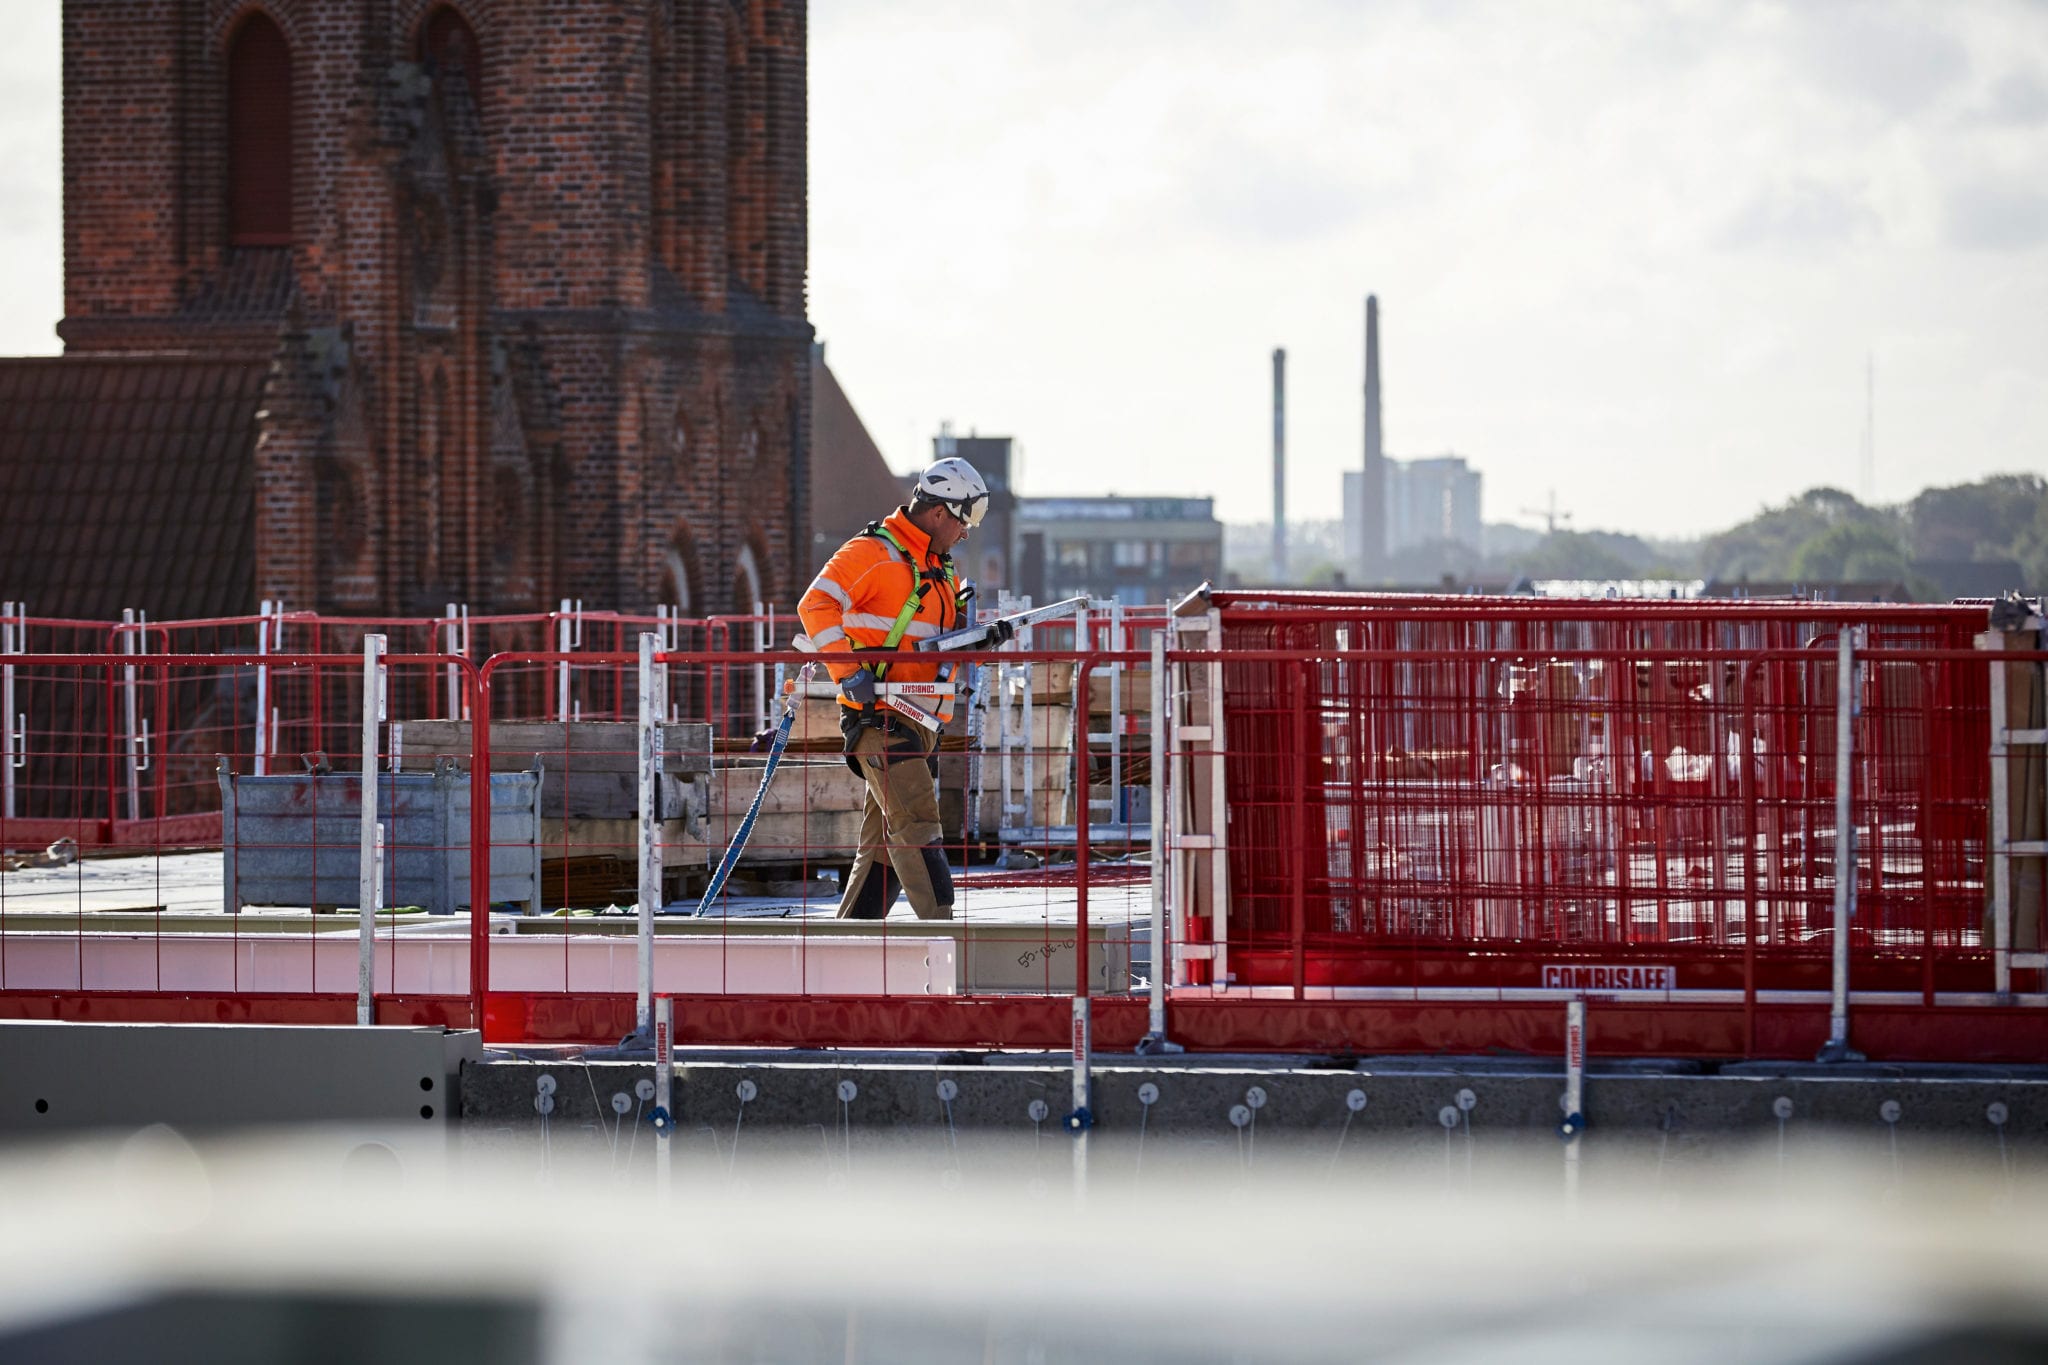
{"left": 220, "top": 759, "right": 543, "bottom": 915}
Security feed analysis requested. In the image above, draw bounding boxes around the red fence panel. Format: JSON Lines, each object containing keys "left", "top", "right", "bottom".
{"left": 0, "top": 652, "right": 483, "bottom": 1027}
{"left": 1200, "top": 594, "right": 1999, "bottom": 1010}
{"left": 464, "top": 647, "right": 1151, "bottom": 1044}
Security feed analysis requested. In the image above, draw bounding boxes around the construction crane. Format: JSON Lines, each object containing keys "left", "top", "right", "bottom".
{"left": 1521, "top": 490, "right": 1574, "bottom": 536}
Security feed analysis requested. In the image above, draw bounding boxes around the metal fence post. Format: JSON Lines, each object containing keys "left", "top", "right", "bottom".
{"left": 1073, "top": 657, "right": 1095, "bottom": 1189}
{"left": 1, "top": 600, "right": 18, "bottom": 820}
{"left": 1106, "top": 601, "right": 1123, "bottom": 823}
{"left": 1291, "top": 660, "right": 1310, "bottom": 1000}
{"left": 1988, "top": 629, "right": 2014, "bottom": 995}
{"left": 654, "top": 994, "right": 674, "bottom": 1201}
{"left": 443, "top": 602, "right": 469, "bottom": 721}
{"left": 1020, "top": 612, "right": 1036, "bottom": 834}
{"left": 1819, "top": 628, "right": 1865, "bottom": 1063}
{"left": 1562, "top": 998, "right": 1586, "bottom": 1201}
{"left": 358, "top": 633, "right": 387, "bottom": 1027}
{"left": 1065, "top": 602, "right": 1088, "bottom": 828}
{"left": 1738, "top": 660, "right": 1760, "bottom": 1057}
{"left": 1139, "top": 630, "right": 1180, "bottom": 1053}
{"left": 253, "top": 599, "right": 273, "bottom": 777}
{"left": 120, "top": 608, "right": 144, "bottom": 824}
{"left": 1071, "top": 993, "right": 1091, "bottom": 1191}
{"left": 657, "top": 605, "right": 683, "bottom": 720}
{"left": 752, "top": 601, "right": 770, "bottom": 732}
{"left": 556, "top": 598, "right": 581, "bottom": 723}
{"left": 636, "top": 633, "right": 666, "bottom": 1041}
{"left": 470, "top": 663, "right": 493, "bottom": 1037}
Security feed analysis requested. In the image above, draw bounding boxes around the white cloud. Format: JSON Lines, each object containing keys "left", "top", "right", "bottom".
{"left": 1, "top": 0, "right": 2043, "bottom": 538}
{"left": 1981, "top": 68, "right": 2048, "bottom": 125}
{"left": 1784, "top": 0, "right": 1974, "bottom": 117}
{"left": 1944, "top": 179, "right": 2048, "bottom": 251}
{"left": 0, "top": 0, "right": 61, "bottom": 357}
{"left": 1718, "top": 178, "right": 1884, "bottom": 252}
{"left": 811, "top": 0, "right": 2048, "bottom": 535}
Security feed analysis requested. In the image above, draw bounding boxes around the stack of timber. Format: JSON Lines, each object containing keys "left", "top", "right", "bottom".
{"left": 775, "top": 695, "right": 856, "bottom": 754}
{"left": 702, "top": 756, "right": 869, "bottom": 878}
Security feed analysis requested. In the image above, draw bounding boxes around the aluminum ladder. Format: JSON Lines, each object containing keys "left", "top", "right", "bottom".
{"left": 1985, "top": 606, "right": 2048, "bottom": 995}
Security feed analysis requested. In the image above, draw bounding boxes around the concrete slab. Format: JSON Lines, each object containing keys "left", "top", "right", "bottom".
{"left": 0, "top": 1021, "right": 481, "bottom": 1135}
{"left": 0, "top": 851, "right": 226, "bottom": 914}
{"left": 0, "top": 851, "right": 1151, "bottom": 996}
{"left": 459, "top": 1052, "right": 2048, "bottom": 1149}
{"left": 0, "top": 927, "right": 959, "bottom": 996}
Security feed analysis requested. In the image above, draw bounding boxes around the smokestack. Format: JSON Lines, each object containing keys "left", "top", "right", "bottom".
{"left": 1272, "top": 347, "right": 1287, "bottom": 584}
{"left": 1361, "top": 295, "right": 1385, "bottom": 583}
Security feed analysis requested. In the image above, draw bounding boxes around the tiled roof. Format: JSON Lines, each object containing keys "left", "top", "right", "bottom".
{"left": 809, "top": 351, "right": 912, "bottom": 561}
{"left": 0, "top": 354, "right": 268, "bottom": 620}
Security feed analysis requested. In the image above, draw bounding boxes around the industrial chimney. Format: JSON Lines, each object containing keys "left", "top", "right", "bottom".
{"left": 1361, "top": 296, "right": 1386, "bottom": 583}
{"left": 1272, "top": 347, "right": 1287, "bottom": 584}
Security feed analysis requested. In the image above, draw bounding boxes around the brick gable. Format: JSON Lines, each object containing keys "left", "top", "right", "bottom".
{"left": 49, "top": 0, "right": 811, "bottom": 618}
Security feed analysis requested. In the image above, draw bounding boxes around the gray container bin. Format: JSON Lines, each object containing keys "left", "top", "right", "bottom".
{"left": 220, "top": 759, "right": 544, "bottom": 915}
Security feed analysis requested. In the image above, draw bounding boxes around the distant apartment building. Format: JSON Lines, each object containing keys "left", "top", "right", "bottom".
{"left": 1015, "top": 497, "right": 1224, "bottom": 606}
{"left": 1391, "top": 456, "right": 1484, "bottom": 554}
{"left": 1344, "top": 455, "right": 1484, "bottom": 565}
{"left": 1342, "top": 471, "right": 1369, "bottom": 569}
{"left": 934, "top": 430, "right": 1019, "bottom": 595}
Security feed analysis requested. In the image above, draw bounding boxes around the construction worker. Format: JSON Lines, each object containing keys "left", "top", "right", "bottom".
{"left": 798, "top": 458, "right": 1007, "bottom": 919}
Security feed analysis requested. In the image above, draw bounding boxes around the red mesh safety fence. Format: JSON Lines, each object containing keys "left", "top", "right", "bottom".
{"left": 470, "top": 648, "right": 1151, "bottom": 1048}
{"left": 0, "top": 653, "right": 480, "bottom": 1028}
{"left": 4, "top": 596, "right": 2045, "bottom": 1062}
{"left": 1199, "top": 592, "right": 1996, "bottom": 1000}
{"left": 0, "top": 610, "right": 746, "bottom": 836}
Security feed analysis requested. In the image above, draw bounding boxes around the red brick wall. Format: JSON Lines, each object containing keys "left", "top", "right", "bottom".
{"left": 62, "top": 1, "right": 186, "bottom": 320}
{"left": 59, "top": 0, "right": 811, "bottom": 616}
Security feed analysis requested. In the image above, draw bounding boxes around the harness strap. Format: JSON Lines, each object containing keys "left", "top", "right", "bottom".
{"left": 861, "top": 522, "right": 955, "bottom": 683}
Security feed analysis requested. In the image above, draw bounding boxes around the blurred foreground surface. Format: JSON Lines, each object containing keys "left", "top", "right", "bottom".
{"left": 1, "top": 1125, "right": 2045, "bottom": 1363}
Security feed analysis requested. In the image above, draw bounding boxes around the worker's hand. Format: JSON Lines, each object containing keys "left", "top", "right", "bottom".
{"left": 987, "top": 618, "right": 1016, "bottom": 648}
{"left": 839, "top": 666, "right": 877, "bottom": 708}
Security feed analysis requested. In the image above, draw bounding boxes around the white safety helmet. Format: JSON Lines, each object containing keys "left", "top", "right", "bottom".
{"left": 913, "top": 457, "right": 990, "bottom": 528}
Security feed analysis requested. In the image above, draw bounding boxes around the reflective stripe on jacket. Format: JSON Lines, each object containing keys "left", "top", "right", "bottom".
{"left": 797, "top": 507, "right": 961, "bottom": 705}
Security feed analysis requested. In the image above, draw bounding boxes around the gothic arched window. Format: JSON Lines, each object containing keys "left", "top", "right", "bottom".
{"left": 419, "top": 5, "right": 482, "bottom": 110}
{"left": 732, "top": 542, "right": 763, "bottom": 615}
{"left": 662, "top": 536, "right": 697, "bottom": 616}
{"left": 227, "top": 12, "right": 294, "bottom": 245}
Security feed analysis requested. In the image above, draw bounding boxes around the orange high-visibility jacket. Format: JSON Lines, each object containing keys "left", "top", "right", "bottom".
{"left": 798, "top": 507, "right": 962, "bottom": 706}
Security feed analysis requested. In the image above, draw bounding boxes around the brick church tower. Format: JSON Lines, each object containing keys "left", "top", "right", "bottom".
{"left": 54, "top": 0, "right": 810, "bottom": 617}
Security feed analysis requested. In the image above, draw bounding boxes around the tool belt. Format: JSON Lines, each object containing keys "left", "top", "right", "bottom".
{"left": 805, "top": 678, "right": 956, "bottom": 732}
{"left": 836, "top": 697, "right": 942, "bottom": 777}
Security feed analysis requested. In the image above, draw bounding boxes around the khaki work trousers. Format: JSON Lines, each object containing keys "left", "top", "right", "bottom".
{"left": 837, "top": 717, "right": 954, "bottom": 920}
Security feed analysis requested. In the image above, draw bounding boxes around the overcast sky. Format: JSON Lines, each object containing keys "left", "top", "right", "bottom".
{"left": 4, "top": 2, "right": 2044, "bottom": 537}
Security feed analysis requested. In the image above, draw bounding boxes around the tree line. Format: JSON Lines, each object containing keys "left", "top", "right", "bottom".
{"left": 1231, "top": 473, "right": 2048, "bottom": 597}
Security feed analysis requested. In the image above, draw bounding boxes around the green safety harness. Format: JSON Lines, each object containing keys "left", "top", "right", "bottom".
{"left": 845, "top": 521, "right": 966, "bottom": 737}
{"left": 861, "top": 521, "right": 958, "bottom": 681}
